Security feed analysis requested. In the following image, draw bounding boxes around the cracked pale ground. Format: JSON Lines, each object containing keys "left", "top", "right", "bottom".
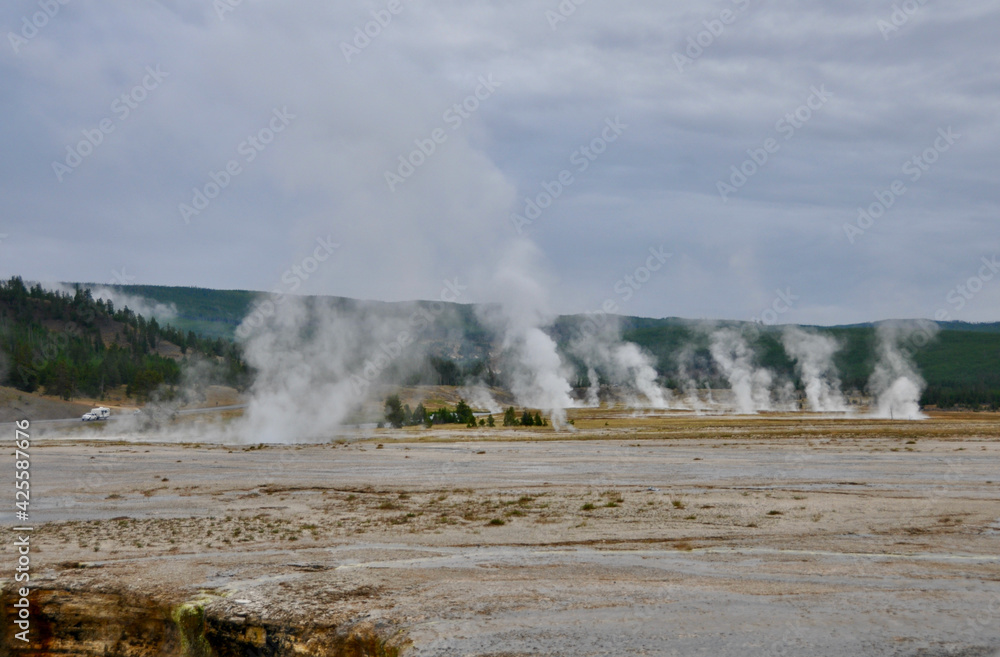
{"left": 4, "top": 410, "right": 999, "bottom": 656}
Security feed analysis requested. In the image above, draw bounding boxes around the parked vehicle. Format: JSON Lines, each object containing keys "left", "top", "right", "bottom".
{"left": 81, "top": 407, "right": 111, "bottom": 421}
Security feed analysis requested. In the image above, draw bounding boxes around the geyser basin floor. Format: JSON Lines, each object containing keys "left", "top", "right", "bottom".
{"left": 4, "top": 413, "right": 1000, "bottom": 656}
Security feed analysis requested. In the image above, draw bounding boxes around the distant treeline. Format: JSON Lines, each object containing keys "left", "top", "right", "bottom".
{"left": 383, "top": 395, "right": 545, "bottom": 428}
{"left": 383, "top": 395, "right": 481, "bottom": 428}
{"left": 6, "top": 278, "right": 999, "bottom": 411}
{"left": 0, "top": 277, "right": 248, "bottom": 400}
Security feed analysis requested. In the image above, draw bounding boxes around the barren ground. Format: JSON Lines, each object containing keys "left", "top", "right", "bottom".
{"left": 3, "top": 411, "right": 1000, "bottom": 656}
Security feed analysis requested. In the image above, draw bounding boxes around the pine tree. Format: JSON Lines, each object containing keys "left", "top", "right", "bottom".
{"left": 455, "top": 399, "right": 475, "bottom": 425}
{"left": 384, "top": 395, "right": 405, "bottom": 428}
{"left": 412, "top": 403, "right": 427, "bottom": 426}
{"left": 503, "top": 407, "right": 519, "bottom": 427}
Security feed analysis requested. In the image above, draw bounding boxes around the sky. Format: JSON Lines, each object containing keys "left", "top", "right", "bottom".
{"left": 1, "top": 0, "right": 998, "bottom": 326}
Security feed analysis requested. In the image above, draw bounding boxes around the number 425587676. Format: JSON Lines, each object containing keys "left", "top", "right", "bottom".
{"left": 15, "top": 419, "right": 30, "bottom": 512}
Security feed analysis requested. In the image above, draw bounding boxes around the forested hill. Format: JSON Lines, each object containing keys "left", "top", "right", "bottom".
{"left": 7, "top": 280, "right": 1000, "bottom": 410}
{"left": 619, "top": 322, "right": 1000, "bottom": 410}
{"left": 0, "top": 277, "right": 247, "bottom": 400}
{"left": 96, "top": 283, "right": 1000, "bottom": 409}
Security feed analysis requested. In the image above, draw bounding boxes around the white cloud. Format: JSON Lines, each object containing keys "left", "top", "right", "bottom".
{"left": 1, "top": 0, "right": 999, "bottom": 323}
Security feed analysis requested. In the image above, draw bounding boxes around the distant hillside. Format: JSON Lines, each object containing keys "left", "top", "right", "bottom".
{"left": 93, "top": 284, "right": 259, "bottom": 339}
{"left": 0, "top": 278, "right": 247, "bottom": 402}
{"left": 621, "top": 323, "right": 1000, "bottom": 409}
{"left": 53, "top": 282, "right": 1000, "bottom": 410}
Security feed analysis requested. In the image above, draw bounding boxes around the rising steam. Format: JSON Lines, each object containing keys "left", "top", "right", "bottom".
{"left": 569, "top": 316, "right": 670, "bottom": 409}
{"left": 708, "top": 327, "right": 775, "bottom": 414}
{"left": 868, "top": 321, "right": 938, "bottom": 420}
{"left": 40, "top": 282, "right": 178, "bottom": 321}
{"left": 235, "top": 296, "right": 422, "bottom": 442}
{"left": 483, "top": 240, "right": 576, "bottom": 428}
{"left": 782, "top": 326, "right": 848, "bottom": 413}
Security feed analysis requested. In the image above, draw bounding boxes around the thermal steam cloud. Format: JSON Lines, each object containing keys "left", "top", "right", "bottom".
{"left": 234, "top": 296, "right": 426, "bottom": 443}
{"left": 481, "top": 240, "right": 576, "bottom": 428}
{"left": 782, "top": 326, "right": 849, "bottom": 413}
{"left": 459, "top": 385, "right": 502, "bottom": 415}
{"left": 568, "top": 315, "right": 671, "bottom": 409}
{"left": 708, "top": 327, "right": 777, "bottom": 414}
{"left": 40, "top": 282, "right": 178, "bottom": 321}
{"left": 80, "top": 276, "right": 941, "bottom": 446}
{"left": 675, "top": 345, "right": 709, "bottom": 413}
{"left": 867, "top": 321, "right": 939, "bottom": 420}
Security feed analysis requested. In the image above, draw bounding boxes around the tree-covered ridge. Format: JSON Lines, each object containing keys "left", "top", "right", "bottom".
{"left": 7, "top": 279, "right": 999, "bottom": 411}
{"left": 0, "top": 277, "right": 248, "bottom": 401}
{"left": 621, "top": 323, "right": 1000, "bottom": 410}
{"left": 93, "top": 284, "right": 260, "bottom": 339}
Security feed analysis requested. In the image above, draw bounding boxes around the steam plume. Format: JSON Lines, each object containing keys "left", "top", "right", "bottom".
{"left": 782, "top": 326, "right": 848, "bottom": 413}
{"left": 709, "top": 327, "right": 774, "bottom": 414}
{"left": 484, "top": 240, "right": 575, "bottom": 428}
{"left": 868, "top": 321, "right": 938, "bottom": 420}
{"left": 585, "top": 367, "right": 601, "bottom": 407}
{"left": 568, "top": 315, "right": 671, "bottom": 409}
{"left": 236, "top": 296, "right": 418, "bottom": 442}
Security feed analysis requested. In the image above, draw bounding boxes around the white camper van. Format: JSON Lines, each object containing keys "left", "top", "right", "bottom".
{"left": 81, "top": 407, "right": 111, "bottom": 421}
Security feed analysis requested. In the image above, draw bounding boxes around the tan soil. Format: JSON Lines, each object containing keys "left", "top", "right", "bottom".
{"left": 2, "top": 411, "right": 999, "bottom": 656}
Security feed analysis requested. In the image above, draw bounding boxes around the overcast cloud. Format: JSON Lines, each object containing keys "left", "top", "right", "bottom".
{"left": 1, "top": 0, "right": 998, "bottom": 325}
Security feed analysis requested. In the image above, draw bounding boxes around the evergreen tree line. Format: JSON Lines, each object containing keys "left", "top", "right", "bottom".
{"left": 502, "top": 406, "right": 546, "bottom": 427}
{"left": 922, "top": 385, "right": 1000, "bottom": 411}
{"left": 0, "top": 277, "right": 248, "bottom": 400}
{"left": 384, "top": 395, "right": 487, "bottom": 428}
{"left": 384, "top": 395, "right": 547, "bottom": 429}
